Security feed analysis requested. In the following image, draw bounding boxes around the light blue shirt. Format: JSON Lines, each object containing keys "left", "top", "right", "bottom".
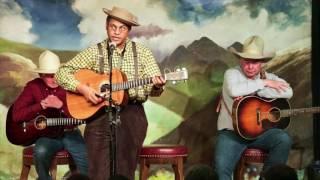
{"left": 217, "top": 66, "right": 293, "bottom": 130}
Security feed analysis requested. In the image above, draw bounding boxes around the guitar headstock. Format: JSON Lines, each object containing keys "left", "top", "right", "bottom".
{"left": 164, "top": 67, "right": 188, "bottom": 84}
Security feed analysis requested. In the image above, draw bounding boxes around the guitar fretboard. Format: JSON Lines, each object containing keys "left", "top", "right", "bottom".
{"left": 281, "top": 107, "right": 320, "bottom": 117}
{"left": 112, "top": 77, "right": 153, "bottom": 91}
{"left": 46, "top": 118, "right": 85, "bottom": 126}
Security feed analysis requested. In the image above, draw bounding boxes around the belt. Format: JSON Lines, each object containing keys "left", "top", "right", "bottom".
{"left": 64, "top": 127, "right": 78, "bottom": 132}
{"left": 128, "top": 99, "right": 143, "bottom": 105}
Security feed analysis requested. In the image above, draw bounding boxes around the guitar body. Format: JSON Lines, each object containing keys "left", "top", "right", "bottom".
{"left": 67, "top": 69, "right": 129, "bottom": 119}
{"left": 6, "top": 106, "right": 64, "bottom": 146}
{"left": 232, "top": 96, "right": 291, "bottom": 140}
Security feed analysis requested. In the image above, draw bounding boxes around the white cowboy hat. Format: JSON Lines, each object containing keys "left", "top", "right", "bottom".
{"left": 31, "top": 50, "right": 60, "bottom": 74}
{"left": 230, "top": 35, "right": 274, "bottom": 61}
{"left": 103, "top": 6, "right": 140, "bottom": 26}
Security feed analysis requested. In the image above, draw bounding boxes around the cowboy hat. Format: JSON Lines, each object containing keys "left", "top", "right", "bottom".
{"left": 103, "top": 6, "right": 139, "bottom": 26}
{"left": 31, "top": 50, "right": 60, "bottom": 74}
{"left": 230, "top": 35, "right": 274, "bottom": 61}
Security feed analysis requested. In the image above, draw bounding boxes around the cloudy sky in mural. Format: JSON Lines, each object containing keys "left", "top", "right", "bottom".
{"left": 0, "top": 0, "right": 311, "bottom": 60}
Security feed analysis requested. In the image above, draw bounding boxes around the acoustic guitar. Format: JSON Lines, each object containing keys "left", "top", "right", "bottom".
{"left": 232, "top": 95, "right": 320, "bottom": 140}
{"left": 6, "top": 106, "right": 85, "bottom": 146}
{"left": 67, "top": 68, "right": 188, "bottom": 119}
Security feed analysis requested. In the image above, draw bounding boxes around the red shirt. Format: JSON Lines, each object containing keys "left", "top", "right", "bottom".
{"left": 12, "top": 78, "right": 71, "bottom": 123}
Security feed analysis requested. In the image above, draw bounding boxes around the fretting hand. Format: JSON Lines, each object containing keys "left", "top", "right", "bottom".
{"left": 152, "top": 76, "right": 166, "bottom": 89}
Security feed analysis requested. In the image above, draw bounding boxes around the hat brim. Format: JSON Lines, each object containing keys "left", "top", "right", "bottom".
{"left": 103, "top": 8, "right": 139, "bottom": 26}
{"left": 31, "top": 69, "right": 58, "bottom": 74}
{"left": 229, "top": 47, "right": 274, "bottom": 61}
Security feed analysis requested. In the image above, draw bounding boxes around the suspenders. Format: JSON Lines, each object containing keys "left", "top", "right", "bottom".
{"left": 97, "top": 43, "right": 104, "bottom": 74}
{"left": 97, "top": 41, "right": 139, "bottom": 95}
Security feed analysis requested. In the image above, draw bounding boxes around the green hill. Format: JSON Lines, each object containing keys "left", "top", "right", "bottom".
{"left": 0, "top": 37, "right": 77, "bottom": 63}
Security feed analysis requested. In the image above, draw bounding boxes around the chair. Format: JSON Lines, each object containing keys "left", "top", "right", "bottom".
{"left": 234, "top": 148, "right": 268, "bottom": 180}
{"left": 20, "top": 146, "right": 77, "bottom": 180}
{"left": 139, "top": 144, "right": 188, "bottom": 180}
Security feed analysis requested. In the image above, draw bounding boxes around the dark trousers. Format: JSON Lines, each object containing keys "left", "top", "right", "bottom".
{"left": 84, "top": 104, "right": 148, "bottom": 180}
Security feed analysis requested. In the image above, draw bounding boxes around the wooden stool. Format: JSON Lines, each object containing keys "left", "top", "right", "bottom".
{"left": 20, "top": 146, "right": 76, "bottom": 180}
{"left": 139, "top": 144, "right": 188, "bottom": 180}
{"left": 234, "top": 148, "right": 268, "bottom": 180}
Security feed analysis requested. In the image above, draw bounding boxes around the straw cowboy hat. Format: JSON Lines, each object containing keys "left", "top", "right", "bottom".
{"left": 103, "top": 6, "right": 140, "bottom": 26}
{"left": 31, "top": 50, "right": 60, "bottom": 74}
{"left": 230, "top": 35, "right": 274, "bottom": 61}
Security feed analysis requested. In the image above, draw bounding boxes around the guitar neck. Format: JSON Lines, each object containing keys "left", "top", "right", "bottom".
{"left": 46, "top": 118, "right": 85, "bottom": 126}
{"left": 281, "top": 107, "right": 320, "bottom": 117}
{"left": 112, "top": 77, "right": 153, "bottom": 91}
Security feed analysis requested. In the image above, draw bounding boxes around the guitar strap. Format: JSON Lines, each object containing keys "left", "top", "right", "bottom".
{"left": 218, "top": 69, "right": 267, "bottom": 116}
{"left": 132, "top": 41, "right": 138, "bottom": 96}
{"left": 97, "top": 42, "right": 104, "bottom": 74}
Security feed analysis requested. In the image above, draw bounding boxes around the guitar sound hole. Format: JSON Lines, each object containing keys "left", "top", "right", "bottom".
{"left": 35, "top": 117, "right": 47, "bottom": 130}
{"left": 269, "top": 108, "right": 281, "bottom": 122}
{"left": 101, "top": 84, "right": 110, "bottom": 93}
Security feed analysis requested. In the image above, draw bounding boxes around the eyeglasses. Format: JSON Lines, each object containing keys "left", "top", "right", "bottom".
{"left": 108, "top": 24, "right": 128, "bottom": 33}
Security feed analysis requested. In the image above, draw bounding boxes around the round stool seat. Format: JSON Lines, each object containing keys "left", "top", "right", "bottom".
{"left": 140, "top": 144, "right": 188, "bottom": 158}
{"left": 234, "top": 148, "right": 269, "bottom": 180}
{"left": 242, "top": 148, "right": 268, "bottom": 162}
{"left": 21, "top": 146, "right": 76, "bottom": 180}
{"left": 139, "top": 144, "right": 188, "bottom": 180}
{"left": 23, "top": 146, "right": 71, "bottom": 159}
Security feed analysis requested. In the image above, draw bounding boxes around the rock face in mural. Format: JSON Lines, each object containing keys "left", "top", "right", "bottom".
{"left": 0, "top": 53, "right": 37, "bottom": 106}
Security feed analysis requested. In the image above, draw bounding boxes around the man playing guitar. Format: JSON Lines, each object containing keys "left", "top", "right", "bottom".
{"left": 11, "top": 50, "right": 88, "bottom": 179}
{"left": 214, "top": 35, "right": 293, "bottom": 180}
{"left": 55, "top": 6, "right": 166, "bottom": 180}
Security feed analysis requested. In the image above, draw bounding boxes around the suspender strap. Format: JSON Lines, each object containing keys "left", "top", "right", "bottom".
{"left": 132, "top": 42, "right": 138, "bottom": 79}
{"left": 97, "top": 42, "right": 104, "bottom": 74}
{"left": 221, "top": 93, "right": 233, "bottom": 117}
{"left": 132, "top": 41, "right": 138, "bottom": 95}
{"left": 260, "top": 70, "right": 266, "bottom": 79}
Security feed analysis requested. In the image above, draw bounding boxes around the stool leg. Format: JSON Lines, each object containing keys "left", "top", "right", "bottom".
{"left": 69, "top": 159, "right": 77, "bottom": 174}
{"left": 50, "top": 159, "right": 58, "bottom": 180}
{"left": 20, "top": 163, "right": 31, "bottom": 180}
{"left": 172, "top": 157, "right": 184, "bottom": 180}
{"left": 234, "top": 157, "right": 245, "bottom": 180}
{"left": 140, "top": 158, "right": 149, "bottom": 180}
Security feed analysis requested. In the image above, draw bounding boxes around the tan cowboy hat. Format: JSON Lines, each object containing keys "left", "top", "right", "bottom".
{"left": 230, "top": 35, "right": 274, "bottom": 61}
{"left": 103, "top": 6, "right": 140, "bottom": 26}
{"left": 31, "top": 50, "right": 60, "bottom": 74}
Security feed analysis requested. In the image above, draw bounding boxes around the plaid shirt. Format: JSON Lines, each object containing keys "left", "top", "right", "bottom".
{"left": 55, "top": 38, "right": 163, "bottom": 102}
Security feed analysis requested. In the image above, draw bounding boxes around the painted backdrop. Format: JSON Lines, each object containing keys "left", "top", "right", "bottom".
{"left": 0, "top": 0, "right": 311, "bottom": 179}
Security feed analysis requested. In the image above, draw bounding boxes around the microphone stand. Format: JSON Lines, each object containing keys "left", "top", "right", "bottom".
{"left": 107, "top": 43, "right": 120, "bottom": 178}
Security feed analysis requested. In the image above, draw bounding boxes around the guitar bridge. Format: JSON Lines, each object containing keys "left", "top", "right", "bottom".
{"left": 256, "top": 108, "right": 261, "bottom": 125}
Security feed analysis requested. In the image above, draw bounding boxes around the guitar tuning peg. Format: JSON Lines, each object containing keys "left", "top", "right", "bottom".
{"left": 176, "top": 68, "right": 181, "bottom": 71}
{"left": 163, "top": 68, "right": 171, "bottom": 74}
{"left": 172, "top": 81, "right": 177, "bottom": 85}
{"left": 182, "top": 67, "right": 186, "bottom": 71}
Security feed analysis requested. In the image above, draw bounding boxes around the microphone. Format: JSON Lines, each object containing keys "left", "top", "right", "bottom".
{"left": 109, "top": 41, "right": 116, "bottom": 51}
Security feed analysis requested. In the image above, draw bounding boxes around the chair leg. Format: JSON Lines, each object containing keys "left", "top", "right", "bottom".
{"left": 20, "top": 163, "right": 31, "bottom": 180}
{"left": 140, "top": 158, "right": 149, "bottom": 180}
{"left": 172, "top": 158, "right": 184, "bottom": 180}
